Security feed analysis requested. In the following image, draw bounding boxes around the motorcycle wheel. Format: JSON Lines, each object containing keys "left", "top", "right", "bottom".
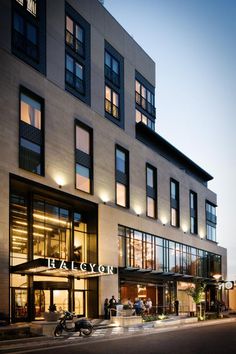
{"left": 54, "top": 325, "right": 63, "bottom": 337}
{"left": 81, "top": 325, "right": 93, "bottom": 336}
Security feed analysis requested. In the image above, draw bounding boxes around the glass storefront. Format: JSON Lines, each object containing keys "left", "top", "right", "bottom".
{"left": 9, "top": 178, "right": 98, "bottom": 322}
{"left": 118, "top": 225, "right": 221, "bottom": 278}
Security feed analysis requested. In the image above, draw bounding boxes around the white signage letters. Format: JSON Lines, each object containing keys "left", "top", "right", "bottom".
{"left": 47, "top": 258, "right": 115, "bottom": 275}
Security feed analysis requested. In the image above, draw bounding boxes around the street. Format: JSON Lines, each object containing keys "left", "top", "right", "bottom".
{"left": 1, "top": 321, "right": 236, "bottom": 354}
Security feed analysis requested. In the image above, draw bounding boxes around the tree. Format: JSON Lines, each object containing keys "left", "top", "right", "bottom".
{"left": 186, "top": 281, "right": 206, "bottom": 320}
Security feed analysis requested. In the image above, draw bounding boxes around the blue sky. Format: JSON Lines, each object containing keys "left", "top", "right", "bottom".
{"left": 105, "top": 0, "right": 236, "bottom": 279}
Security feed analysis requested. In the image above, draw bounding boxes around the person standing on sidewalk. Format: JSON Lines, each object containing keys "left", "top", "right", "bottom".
{"left": 104, "top": 298, "right": 109, "bottom": 319}
{"left": 174, "top": 299, "right": 179, "bottom": 316}
{"left": 109, "top": 295, "right": 117, "bottom": 317}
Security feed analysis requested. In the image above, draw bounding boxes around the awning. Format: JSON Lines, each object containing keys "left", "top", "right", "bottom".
{"left": 11, "top": 258, "right": 117, "bottom": 278}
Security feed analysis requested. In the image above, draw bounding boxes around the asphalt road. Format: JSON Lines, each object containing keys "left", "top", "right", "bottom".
{"left": 6, "top": 321, "right": 236, "bottom": 354}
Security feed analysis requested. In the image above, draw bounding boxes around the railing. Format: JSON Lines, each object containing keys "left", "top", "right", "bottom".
{"left": 135, "top": 92, "right": 156, "bottom": 117}
{"left": 105, "top": 65, "right": 120, "bottom": 87}
{"left": 66, "top": 69, "right": 85, "bottom": 94}
{"left": 13, "top": 30, "right": 38, "bottom": 61}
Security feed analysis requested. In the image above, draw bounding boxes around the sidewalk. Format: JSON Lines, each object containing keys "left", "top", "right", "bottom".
{"left": 1, "top": 314, "right": 236, "bottom": 343}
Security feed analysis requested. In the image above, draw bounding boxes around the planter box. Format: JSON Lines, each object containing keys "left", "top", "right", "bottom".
{"left": 43, "top": 312, "right": 61, "bottom": 322}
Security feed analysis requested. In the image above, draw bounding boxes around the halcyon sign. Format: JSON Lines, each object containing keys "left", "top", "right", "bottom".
{"left": 48, "top": 258, "right": 116, "bottom": 275}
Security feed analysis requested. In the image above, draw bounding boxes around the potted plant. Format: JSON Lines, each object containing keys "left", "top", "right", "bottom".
{"left": 43, "top": 304, "right": 60, "bottom": 321}
{"left": 122, "top": 304, "right": 134, "bottom": 317}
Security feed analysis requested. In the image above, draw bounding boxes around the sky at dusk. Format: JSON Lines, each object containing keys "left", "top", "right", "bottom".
{"left": 104, "top": 0, "right": 236, "bottom": 279}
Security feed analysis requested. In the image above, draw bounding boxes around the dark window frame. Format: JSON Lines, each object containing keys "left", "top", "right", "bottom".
{"left": 115, "top": 144, "right": 129, "bottom": 209}
{"left": 65, "top": 2, "right": 90, "bottom": 105}
{"left": 170, "top": 178, "right": 180, "bottom": 227}
{"left": 135, "top": 70, "right": 156, "bottom": 122}
{"left": 190, "top": 190, "right": 198, "bottom": 234}
{"left": 205, "top": 200, "right": 217, "bottom": 242}
{"left": 12, "top": 0, "right": 46, "bottom": 74}
{"left": 104, "top": 41, "right": 124, "bottom": 129}
{"left": 19, "top": 85, "right": 45, "bottom": 176}
{"left": 146, "top": 163, "right": 157, "bottom": 219}
{"left": 74, "top": 119, "right": 93, "bottom": 195}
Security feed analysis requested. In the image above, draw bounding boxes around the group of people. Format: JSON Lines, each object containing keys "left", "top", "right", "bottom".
{"left": 103, "top": 296, "right": 153, "bottom": 319}
{"left": 104, "top": 295, "right": 117, "bottom": 319}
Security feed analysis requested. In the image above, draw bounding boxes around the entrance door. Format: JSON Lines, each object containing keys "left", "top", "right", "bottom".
{"left": 34, "top": 289, "right": 68, "bottom": 320}
{"left": 74, "top": 291, "right": 85, "bottom": 316}
{"left": 11, "top": 288, "right": 28, "bottom": 322}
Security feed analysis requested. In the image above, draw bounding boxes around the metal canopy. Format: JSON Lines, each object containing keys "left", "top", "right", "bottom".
{"left": 11, "top": 258, "right": 117, "bottom": 278}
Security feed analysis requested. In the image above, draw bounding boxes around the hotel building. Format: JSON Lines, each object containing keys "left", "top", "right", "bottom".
{"left": 0, "top": 0, "right": 227, "bottom": 322}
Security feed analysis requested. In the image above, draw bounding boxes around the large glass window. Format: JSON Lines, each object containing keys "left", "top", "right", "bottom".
{"left": 146, "top": 164, "right": 157, "bottom": 218}
{"left": 118, "top": 225, "right": 221, "bottom": 278}
{"left": 75, "top": 121, "right": 93, "bottom": 194}
{"left": 33, "top": 200, "right": 70, "bottom": 260}
{"left": 12, "top": 0, "right": 46, "bottom": 73}
{"left": 206, "top": 202, "right": 217, "bottom": 242}
{"left": 19, "top": 87, "right": 44, "bottom": 176}
{"left": 10, "top": 194, "right": 28, "bottom": 266}
{"left": 170, "top": 179, "right": 179, "bottom": 227}
{"left": 115, "top": 146, "right": 129, "bottom": 208}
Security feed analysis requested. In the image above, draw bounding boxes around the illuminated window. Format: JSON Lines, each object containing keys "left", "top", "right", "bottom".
{"left": 135, "top": 78, "right": 155, "bottom": 117}
{"left": 75, "top": 121, "right": 93, "bottom": 194}
{"left": 104, "top": 42, "right": 124, "bottom": 128}
{"left": 115, "top": 146, "right": 129, "bottom": 208}
{"left": 105, "top": 85, "right": 119, "bottom": 119}
{"left": 19, "top": 87, "right": 44, "bottom": 175}
{"left": 66, "top": 15, "right": 84, "bottom": 57}
{"left": 21, "top": 93, "right": 41, "bottom": 129}
{"left": 136, "top": 109, "right": 155, "bottom": 131}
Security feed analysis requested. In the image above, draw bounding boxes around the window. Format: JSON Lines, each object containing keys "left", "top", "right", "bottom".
{"left": 12, "top": 0, "right": 46, "bottom": 73}
{"left": 65, "top": 2, "right": 90, "bottom": 104}
{"left": 66, "top": 54, "right": 84, "bottom": 94}
{"left": 190, "top": 191, "right": 198, "bottom": 234}
{"left": 118, "top": 225, "right": 221, "bottom": 278}
{"left": 146, "top": 164, "right": 157, "bottom": 218}
{"left": 66, "top": 15, "right": 84, "bottom": 57}
{"left": 75, "top": 121, "right": 93, "bottom": 194}
{"left": 170, "top": 179, "right": 179, "bottom": 227}
{"left": 135, "top": 79, "right": 155, "bottom": 117}
{"left": 19, "top": 87, "right": 44, "bottom": 175}
{"left": 105, "top": 85, "right": 119, "bottom": 119}
{"left": 136, "top": 109, "right": 155, "bottom": 131}
{"left": 105, "top": 51, "right": 119, "bottom": 87}
{"left": 115, "top": 146, "right": 129, "bottom": 208}
{"left": 206, "top": 201, "right": 217, "bottom": 242}
{"left": 105, "top": 42, "right": 124, "bottom": 128}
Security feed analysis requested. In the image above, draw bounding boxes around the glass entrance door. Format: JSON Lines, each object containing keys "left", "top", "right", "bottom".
{"left": 12, "top": 288, "right": 28, "bottom": 322}
{"left": 34, "top": 289, "right": 68, "bottom": 320}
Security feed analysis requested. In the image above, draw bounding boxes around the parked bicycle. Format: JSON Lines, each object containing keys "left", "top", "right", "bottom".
{"left": 54, "top": 311, "right": 93, "bottom": 337}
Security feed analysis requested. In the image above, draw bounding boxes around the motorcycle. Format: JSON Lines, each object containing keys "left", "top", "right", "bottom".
{"left": 54, "top": 311, "right": 93, "bottom": 337}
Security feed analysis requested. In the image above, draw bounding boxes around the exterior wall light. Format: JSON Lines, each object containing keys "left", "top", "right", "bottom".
{"left": 54, "top": 175, "right": 65, "bottom": 189}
